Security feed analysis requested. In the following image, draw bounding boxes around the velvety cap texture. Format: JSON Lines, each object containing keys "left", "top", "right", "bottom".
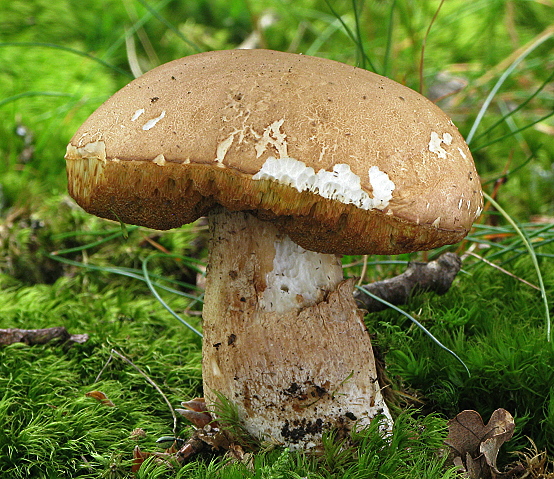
{"left": 65, "top": 49, "right": 483, "bottom": 255}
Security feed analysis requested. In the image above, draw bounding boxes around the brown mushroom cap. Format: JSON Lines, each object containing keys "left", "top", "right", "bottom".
{"left": 65, "top": 49, "right": 482, "bottom": 255}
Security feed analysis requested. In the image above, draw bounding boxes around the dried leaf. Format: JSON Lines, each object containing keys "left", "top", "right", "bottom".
{"left": 181, "top": 397, "right": 207, "bottom": 412}
{"left": 85, "top": 390, "right": 116, "bottom": 407}
{"left": 177, "top": 397, "right": 213, "bottom": 428}
{"left": 174, "top": 425, "right": 233, "bottom": 464}
{"left": 132, "top": 445, "right": 148, "bottom": 473}
{"left": 197, "top": 425, "right": 231, "bottom": 451}
{"left": 132, "top": 444, "right": 179, "bottom": 473}
{"left": 175, "top": 409, "right": 213, "bottom": 428}
{"left": 130, "top": 428, "right": 146, "bottom": 440}
{"left": 175, "top": 435, "right": 207, "bottom": 463}
{"left": 480, "top": 410, "right": 516, "bottom": 473}
{"left": 445, "top": 409, "right": 515, "bottom": 479}
{"left": 465, "top": 452, "right": 488, "bottom": 479}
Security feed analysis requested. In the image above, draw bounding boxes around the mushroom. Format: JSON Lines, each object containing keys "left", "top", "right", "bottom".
{"left": 65, "top": 49, "right": 483, "bottom": 448}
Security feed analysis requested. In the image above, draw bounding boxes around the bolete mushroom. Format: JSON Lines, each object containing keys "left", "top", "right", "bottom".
{"left": 65, "top": 49, "right": 483, "bottom": 448}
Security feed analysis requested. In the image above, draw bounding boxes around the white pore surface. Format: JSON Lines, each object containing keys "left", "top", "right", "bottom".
{"left": 252, "top": 157, "right": 394, "bottom": 210}
{"left": 260, "top": 235, "right": 343, "bottom": 313}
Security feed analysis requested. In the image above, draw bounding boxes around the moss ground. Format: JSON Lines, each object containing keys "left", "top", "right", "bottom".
{"left": 1, "top": 0, "right": 553, "bottom": 477}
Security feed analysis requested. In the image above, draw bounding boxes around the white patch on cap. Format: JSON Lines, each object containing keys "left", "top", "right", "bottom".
{"left": 457, "top": 147, "right": 467, "bottom": 160}
{"left": 65, "top": 140, "right": 107, "bottom": 162}
{"left": 429, "top": 131, "right": 453, "bottom": 159}
{"left": 153, "top": 154, "right": 166, "bottom": 166}
{"left": 215, "top": 132, "right": 236, "bottom": 164}
{"left": 255, "top": 119, "right": 288, "bottom": 159}
{"left": 252, "top": 157, "right": 395, "bottom": 210}
{"left": 142, "top": 110, "right": 166, "bottom": 131}
{"left": 369, "top": 166, "right": 395, "bottom": 209}
{"left": 131, "top": 108, "right": 145, "bottom": 121}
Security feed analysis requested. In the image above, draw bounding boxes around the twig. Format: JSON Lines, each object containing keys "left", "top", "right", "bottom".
{"left": 356, "top": 254, "right": 369, "bottom": 287}
{"left": 419, "top": 0, "right": 445, "bottom": 94}
{"left": 0, "top": 327, "right": 88, "bottom": 346}
{"left": 354, "top": 252, "right": 462, "bottom": 312}
{"left": 463, "top": 250, "right": 540, "bottom": 291}
{"left": 96, "top": 348, "right": 179, "bottom": 436}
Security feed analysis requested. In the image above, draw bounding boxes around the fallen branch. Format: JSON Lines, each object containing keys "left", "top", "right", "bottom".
{"left": 0, "top": 327, "right": 88, "bottom": 346}
{"left": 354, "top": 252, "right": 462, "bottom": 313}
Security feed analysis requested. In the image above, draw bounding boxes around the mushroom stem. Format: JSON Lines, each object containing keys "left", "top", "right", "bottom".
{"left": 202, "top": 208, "right": 392, "bottom": 448}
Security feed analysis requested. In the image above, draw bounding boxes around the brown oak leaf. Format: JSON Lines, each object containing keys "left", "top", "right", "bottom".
{"left": 445, "top": 409, "right": 515, "bottom": 479}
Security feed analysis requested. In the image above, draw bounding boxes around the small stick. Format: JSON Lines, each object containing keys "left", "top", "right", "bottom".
{"left": 464, "top": 250, "right": 539, "bottom": 291}
{"left": 0, "top": 327, "right": 88, "bottom": 346}
{"left": 354, "top": 252, "right": 462, "bottom": 313}
{"left": 96, "top": 348, "right": 178, "bottom": 436}
{"left": 356, "top": 254, "right": 369, "bottom": 287}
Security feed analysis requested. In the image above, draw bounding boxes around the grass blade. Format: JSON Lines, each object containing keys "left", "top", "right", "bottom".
{"left": 323, "top": 0, "right": 376, "bottom": 71}
{"left": 382, "top": 0, "right": 396, "bottom": 77}
{"left": 142, "top": 254, "right": 203, "bottom": 338}
{"left": 0, "top": 42, "right": 134, "bottom": 78}
{"left": 135, "top": 0, "right": 202, "bottom": 53}
{"left": 47, "top": 254, "right": 204, "bottom": 301}
{"left": 470, "top": 69, "right": 554, "bottom": 146}
{"left": 483, "top": 192, "right": 551, "bottom": 343}
{"left": 466, "top": 30, "right": 553, "bottom": 144}
{"left": 355, "top": 286, "right": 470, "bottom": 376}
{"left": 472, "top": 110, "right": 554, "bottom": 152}
{"left": 418, "top": 0, "right": 445, "bottom": 94}
{"left": 351, "top": 0, "right": 367, "bottom": 70}
{"left": 50, "top": 226, "right": 140, "bottom": 255}
{"left": 0, "top": 91, "right": 75, "bottom": 109}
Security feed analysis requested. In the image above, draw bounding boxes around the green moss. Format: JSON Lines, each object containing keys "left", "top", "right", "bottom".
{"left": 1, "top": 0, "right": 553, "bottom": 475}
{"left": 0, "top": 276, "right": 201, "bottom": 477}
{"left": 370, "top": 239, "right": 554, "bottom": 453}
